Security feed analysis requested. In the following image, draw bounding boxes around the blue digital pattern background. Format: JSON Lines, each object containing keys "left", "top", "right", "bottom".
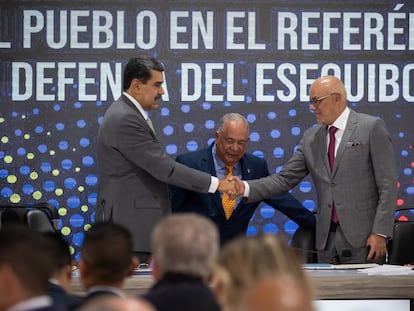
{"left": 1, "top": 0, "right": 413, "bottom": 261}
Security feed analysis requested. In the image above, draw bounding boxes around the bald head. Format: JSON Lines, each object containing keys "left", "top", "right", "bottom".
{"left": 310, "top": 76, "right": 346, "bottom": 99}
{"left": 309, "top": 75, "right": 348, "bottom": 125}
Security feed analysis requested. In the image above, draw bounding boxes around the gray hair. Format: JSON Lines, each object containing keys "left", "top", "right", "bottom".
{"left": 216, "top": 113, "right": 249, "bottom": 134}
{"left": 151, "top": 213, "right": 219, "bottom": 280}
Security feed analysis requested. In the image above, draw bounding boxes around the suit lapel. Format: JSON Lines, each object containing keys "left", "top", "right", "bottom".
{"left": 240, "top": 156, "right": 253, "bottom": 180}
{"left": 314, "top": 125, "right": 331, "bottom": 173}
{"left": 121, "top": 95, "right": 156, "bottom": 138}
{"left": 332, "top": 110, "right": 357, "bottom": 175}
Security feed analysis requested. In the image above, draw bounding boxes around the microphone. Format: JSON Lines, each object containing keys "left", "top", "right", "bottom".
{"left": 100, "top": 199, "right": 106, "bottom": 221}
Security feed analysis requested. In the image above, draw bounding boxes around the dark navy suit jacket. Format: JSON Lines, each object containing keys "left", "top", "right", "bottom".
{"left": 48, "top": 282, "right": 82, "bottom": 310}
{"left": 170, "top": 144, "right": 316, "bottom": 244}
{"left": 143, "top": 272, "right": 220, "bottom": 311}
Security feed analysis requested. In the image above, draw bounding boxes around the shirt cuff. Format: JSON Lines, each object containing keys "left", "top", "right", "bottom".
{"left": 209, "top": 176, "right": 219, "bottom": 193}
{"left": 375, "top": 232, "right": 388, "bottom": 239}
{"left": 242, "top": 181, "right": 250, "bottom": 197}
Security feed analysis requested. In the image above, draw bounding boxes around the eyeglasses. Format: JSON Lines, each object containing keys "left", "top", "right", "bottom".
{"left": 309, "top": 93, "right": 335, "bottom": 107}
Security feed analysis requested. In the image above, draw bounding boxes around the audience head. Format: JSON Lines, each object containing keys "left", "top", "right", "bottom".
{"left": 44, "top": 232, "right": 74, "bottom": 290}
{"left": 78, "top": 221, "right": 138, "bottom": 289}
{"left": 0, "top": 224, "right": 54, "bottom": 309}
{"left": 215, "top": 113, "right": 249, "bottom": 167}
{"left": 212, "top": 233, "right": 314, "bottom": 311}
{"left": 240, "top": 274, "right": 314, "bottom": 311}
{"left": 151, "top": 213, "right": 219, "bottom": 282}
{"left": 309, "top": 75, "right": 347, "bottom": 126}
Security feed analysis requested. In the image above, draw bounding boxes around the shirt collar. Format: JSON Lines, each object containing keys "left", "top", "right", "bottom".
{"left": 123, "top": 91, "right": 149, "bottom": 121}
{"left": 331, "top": 106, "right": 350, "bottom": 132}
{"left": 87, "top": 285, "right": 126, "bottom": 298}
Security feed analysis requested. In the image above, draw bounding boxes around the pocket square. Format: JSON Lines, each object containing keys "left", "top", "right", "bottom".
{"left": 345, "top": 141, "right": 361, "bottom": 147}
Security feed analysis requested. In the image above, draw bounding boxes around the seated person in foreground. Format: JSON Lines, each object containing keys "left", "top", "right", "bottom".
{"left": 44, "top": 232, "right": 82, "bottom": 310}
{"left": 142, "top": 213, "right": 221, "bottom": 311}
{"left": 77, "top": 221, "right": 139, "bottom": 307}
{"left": 212, "top": 233, "right": 315, "bottom": 311}
{"left": 0, "top": 224, "right": 67, "bottom": 311}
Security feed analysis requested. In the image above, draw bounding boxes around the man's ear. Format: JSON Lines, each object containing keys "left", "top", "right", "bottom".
{"left": 77, "top": 258, "right": 88, "bottom": 278}
{"left": 132, "top": 78, "right": 142, "bottom": 90}
{"left": 64, "top": 263, "right": 73, "bottom": 281}
{"left": 151, "top": 259, "right": 161, "bottom": 281}
{"left": 128, "top": 256, "right": 139, "bottom": 277}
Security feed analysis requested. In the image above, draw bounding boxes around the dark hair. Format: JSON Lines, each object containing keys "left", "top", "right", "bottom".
{"left": 0, "top": 224, "right": 53, "bottom": 294}
{"left": 80, "top": 221, "right": 134, "bottom": 283}
{"left": 44, "top": 232, "right": 72, "bottom": 272}
{"left": 123, "top": 55, "right": 164, "bottom": 90}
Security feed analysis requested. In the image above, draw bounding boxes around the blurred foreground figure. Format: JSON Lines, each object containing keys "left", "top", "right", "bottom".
{"left": 212, "top": 234, "right": 314, "bottom": 311}
{"left": 143, "top": 213, "right": 221, "bottom": 311}
{"left": 0, "top": 225, "right": 67, "bottom": 311}
{"left": 77, "top": 222, "right": 138, "bottom": 308}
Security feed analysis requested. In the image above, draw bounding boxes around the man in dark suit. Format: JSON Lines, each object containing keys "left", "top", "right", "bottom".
{"left": 170, "top": 113, "right": 315, "bottom": 245}
{"left": 0, "top": 225, "right": 66, "bottom": 311}
{"left": 233, "top": 76, "right": 398, "bottom": 264}
{"left": 142, "top": 213, "right": 221, "bottom": 311}
{"left": 45, "top": 232, "right": 82, "bottom": 310}
{"left": 96, "top": 55, "right": 237, "bottom": 263}
{"left": 77, "top": 222, "right": 138, "bottom": 308}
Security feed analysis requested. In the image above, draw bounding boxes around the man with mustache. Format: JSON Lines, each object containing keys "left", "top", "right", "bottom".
{"left": 96, "top": 55, "right": 236, "bottom": 265}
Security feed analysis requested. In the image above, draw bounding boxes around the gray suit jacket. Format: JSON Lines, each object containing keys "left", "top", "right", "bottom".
{"left": 247, "top": 109, "right": 397, "bottom": 250}
{"left": 96, "top": 95, "right": 212, "bottom": 252}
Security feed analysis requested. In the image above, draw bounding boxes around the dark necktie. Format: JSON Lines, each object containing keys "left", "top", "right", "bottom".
{"left": 328, "top": 126, "right": 338, "bottom": 223}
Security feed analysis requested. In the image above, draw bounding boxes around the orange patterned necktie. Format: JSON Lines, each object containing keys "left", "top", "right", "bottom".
{"left": 222, "top": 165, "right": 236, "bottom": 220}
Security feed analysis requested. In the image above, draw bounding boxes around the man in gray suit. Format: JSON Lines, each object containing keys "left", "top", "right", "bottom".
{"left": 233, "top": 75, "right": 397, "bottom": 264}
{"left": 96, "top": 55, "right": 236, "bottom": 264}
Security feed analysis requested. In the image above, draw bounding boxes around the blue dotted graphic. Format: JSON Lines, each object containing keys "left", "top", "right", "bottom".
{"left": 0, "top": 1, "right": 413, "bottom": 262}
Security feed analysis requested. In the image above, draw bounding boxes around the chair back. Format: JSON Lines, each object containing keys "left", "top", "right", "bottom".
{"left": 0, "top": 203, "right": 59, "bottom": 232}
{"left": 24, "top": 209, "right": 56, "bottom": 233}
{"left": 388, "top": 221, "right": 414, "bottom": 265}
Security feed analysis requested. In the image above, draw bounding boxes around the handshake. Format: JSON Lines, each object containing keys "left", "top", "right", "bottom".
{"left": 218, "top": 176, "right": 245, "bottom": 199}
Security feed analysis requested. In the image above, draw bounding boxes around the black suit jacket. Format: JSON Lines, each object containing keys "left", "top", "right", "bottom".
{"left": 170, "top": 144, "right": 316, "bottom": 244}
{"left": 48, "top": 282, "right": 82, "bottom": 310}
{"left": 143, "top": 273, "right": 220, "bottom": 311}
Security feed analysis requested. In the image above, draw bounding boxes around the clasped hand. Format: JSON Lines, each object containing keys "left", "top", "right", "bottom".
{"left": 218, "top": 176, "right": 245, "bottom": 199}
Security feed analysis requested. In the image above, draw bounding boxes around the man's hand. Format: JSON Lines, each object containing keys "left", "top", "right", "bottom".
{"left": 366, "top": 233, "right": 387, "bottom": 262}
{"left": 218, "top": 178, "right": 238, "bottom": 199}
{"left": 228, "top": 176, "right": 245, "bottom": 197}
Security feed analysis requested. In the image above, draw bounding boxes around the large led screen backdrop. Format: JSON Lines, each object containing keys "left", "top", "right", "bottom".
{"left": 1, "top": 0, "right": 413, "bottom": 259}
